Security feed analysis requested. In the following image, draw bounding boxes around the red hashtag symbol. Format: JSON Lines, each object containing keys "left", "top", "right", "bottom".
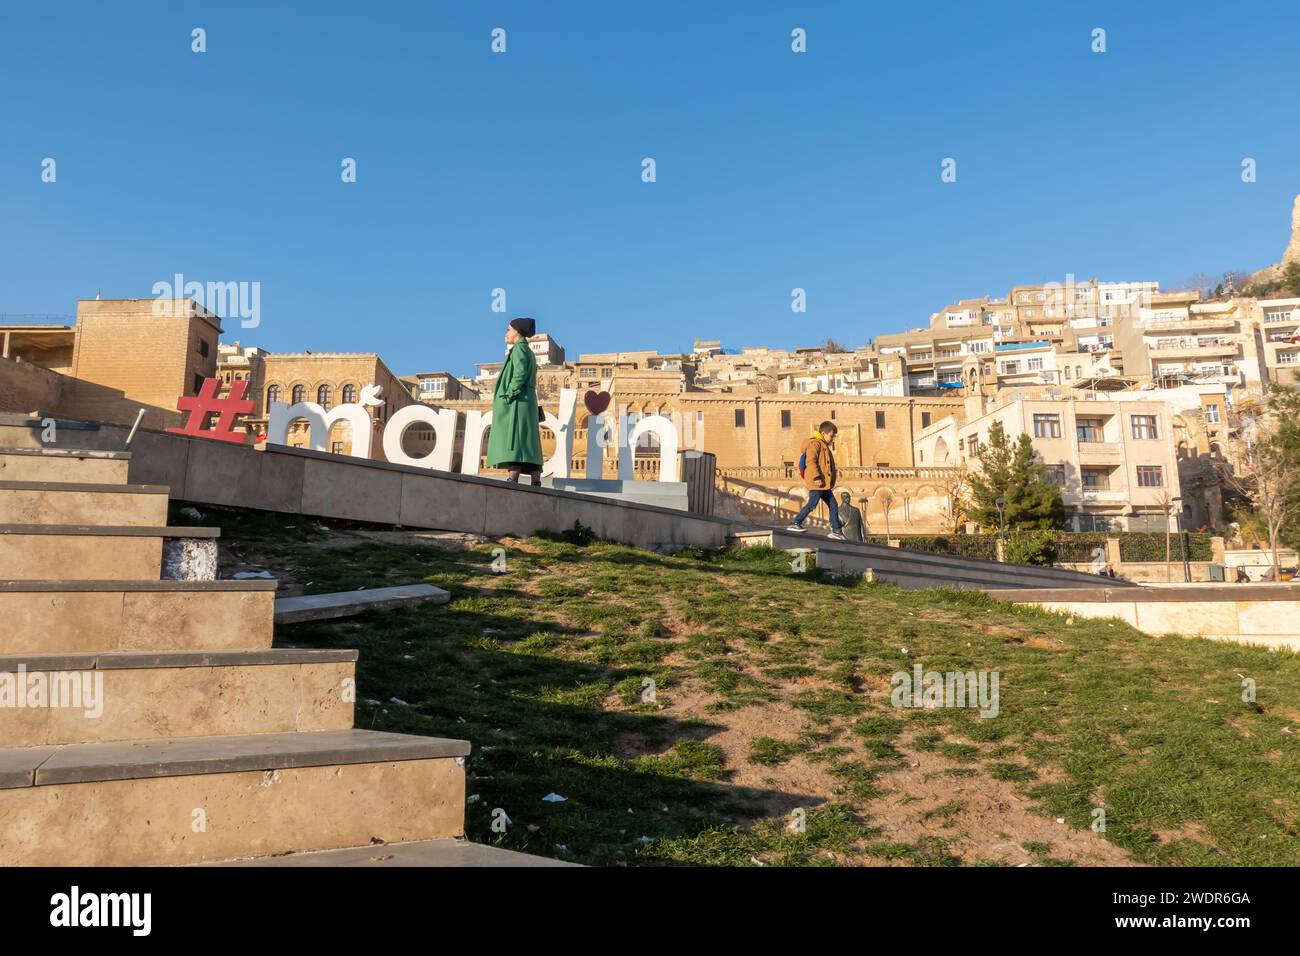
{"left": 167, "top": 377, "right": 254, "bottom": 444}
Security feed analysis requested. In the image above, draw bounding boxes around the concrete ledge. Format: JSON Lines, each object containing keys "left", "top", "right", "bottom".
{"left": 275, "top": 584, "right": 450, "bottom": 624}
{"left": 0, "top": 447, "right": 130, "bottom": 460}
{"left": 0, "top": 579, "right": 278, "bottom": 592}
{"left": 205, "top": 837, "right": 579, "bottom": 867}
{"left": 984, "top": 583, "right": 1300, "bottom": 603}
{"left": 992, "top": 587, "right": 1300, "bottom": 650}
{"left": 0, "top": 523, "right": 220, "bottom": 537}
{"left": 6, "top": 729, "right": 470, "bottom": 788}
{"left": 0, "top": 480, "right": 168, "bottom": 494}
{"left": 737, "top": 528, "right": 1132, "bottom": 590}
{"left": 0, "top": 648, "right": 358, "bottom": 671}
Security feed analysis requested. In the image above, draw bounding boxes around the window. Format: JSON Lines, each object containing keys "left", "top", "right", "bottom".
{"left": 1033, "top": 413, "right": 1061, "bottom": 438}
{"left": 1075, "top": 366, "right": 1082, "bottom": 378}
{"left": 1081, "top": 467, "right": 1110, "bottom": 490}
{"left": 969, "top": 341, "right": 989, "bottom": 353}
{"left": 1078, "top": 514, "right": 1117, "bottom": 532}
{"left": 967, "top": 435, "right": 979, "bottom": 455}
{"left": 267, "top": 384, "right": 281, "bottom": 405}
{"left": 783, "top": 461, "right": 795, "bottom": 478}
{"left": 1076, "top": 417, "right": 1104, "bottom": 442}
{"left": 1064, "top": 366, "right": 1071, "bottom": 380}
{"left": 317, "top": 385, "right": 332, "bottom": 410}
{"left": 1000, "top": 361, "right": 1020, "bottom": 375}
{"left": 875, "top": 411, "right": 886, "bottom": 429}
{"left": 193, "top": 373, "right": 204, "bottom": 393}
{"left": 1044, "top": 465, "right": 1066, "bottom": 485}
{"left": 780, "top": 410, "right": 791, "bottom": 429}
{"left": 1205, "top": 404, "right": 1220, "bottom": 424}
{"left": 921, "top": 412, "right": 932, "bottom": 428}
{"left": 331, "top": 442, "right": 344, "bottom": 455}
{"left": 1138, "top": 468, "right": 1170, "bottom": 489}
{"left": 1027, "top": 357, "right": 1044, "bottom": 371}
{"left": 342, "top": 384, "right": 357, "bottom": 404}
{"left": 1130, "top": 415, "right": 1158, "bottom": 440}
{"left": 291, "top": 384, "right": 305, "bottom": 405}
{"left": 735, "top": 409, "right": 745, "bottom": 427}
{"left": 1136, "top": 465, "right": 1164, "bottom": 487}
{"left": 198, "top": 339, "right": 210, "bottom": 358}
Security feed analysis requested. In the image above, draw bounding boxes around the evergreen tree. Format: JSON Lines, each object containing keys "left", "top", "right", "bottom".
{"left": 1282, "top": 261, "right": 1300, "bottom": 297}
{"left": 968, "top": 421, "right": 1065, "bottom": 531}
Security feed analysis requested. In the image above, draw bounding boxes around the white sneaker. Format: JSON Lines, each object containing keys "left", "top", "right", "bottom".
{"left": 827, "top": 531, "right": 846, "bottom": 541}
{"left": 785, "top": 524, "right": 805, "bottom": 532}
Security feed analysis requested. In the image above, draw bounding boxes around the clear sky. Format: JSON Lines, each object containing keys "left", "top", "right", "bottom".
{"left": 2, "top": 0, "right": 1298, "bottom": 378}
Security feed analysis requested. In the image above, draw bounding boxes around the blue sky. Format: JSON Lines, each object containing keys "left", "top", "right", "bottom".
{"left": 2, "top": 0, "right": 1297, "bottom": 378}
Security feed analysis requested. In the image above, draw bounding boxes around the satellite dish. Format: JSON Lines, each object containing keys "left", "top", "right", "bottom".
{"left": 1045, "top": 386, "right": 1061, "bottom": 399}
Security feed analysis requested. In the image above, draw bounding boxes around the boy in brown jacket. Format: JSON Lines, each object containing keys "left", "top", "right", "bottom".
{"left": 787, "top": 421, "right": 846, "bottom": 540}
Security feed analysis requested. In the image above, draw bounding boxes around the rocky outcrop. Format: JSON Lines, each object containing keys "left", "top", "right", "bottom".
{"left": 1284, "top": 194, "right": 1300, "bottom": 266}
{"left": 1249, "top": 195, "right": 1300, "bottom": 287}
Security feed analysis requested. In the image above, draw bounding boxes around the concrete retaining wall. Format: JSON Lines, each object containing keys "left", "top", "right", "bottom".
{"left": 732, "top": 528, "right": 1139, "bottom": 591}
{"left": 1060, "top": 561, "right": 1225, "bottom": 583}
{"left": 0, "top": 413, "right": 730, "bottom": 551}
{"left": 986, "top": 583, "right": 1300, "bottom": 651}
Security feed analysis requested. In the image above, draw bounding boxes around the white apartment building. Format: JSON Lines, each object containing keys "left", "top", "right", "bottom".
{"left": 1251, "top": 297, "right": 1300, "bottom": 387}
{"left": 914, "top": 395, "right": 1182, "bottom": 532}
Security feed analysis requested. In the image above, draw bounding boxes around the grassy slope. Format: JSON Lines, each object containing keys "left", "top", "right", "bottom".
{"left": 216, "top": 511, "right": 1300, "bottom": 867}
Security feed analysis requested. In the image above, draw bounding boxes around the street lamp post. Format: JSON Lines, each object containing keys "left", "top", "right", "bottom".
{"left": 995, "top": 496, "right": 1007, "bottom": 542}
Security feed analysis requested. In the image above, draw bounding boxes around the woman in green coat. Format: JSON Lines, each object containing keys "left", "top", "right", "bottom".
{"left": 487, "top": 317, "right": 544, "bottom": 485}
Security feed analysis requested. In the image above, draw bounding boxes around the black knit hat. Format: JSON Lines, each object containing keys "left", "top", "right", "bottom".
{"left": 509, "top": 316, "right": 536, "bottom": 338}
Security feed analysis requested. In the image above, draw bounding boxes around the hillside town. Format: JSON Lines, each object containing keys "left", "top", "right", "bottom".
{"left": 5, "top": 196, "right": 1298, "bottom": 549}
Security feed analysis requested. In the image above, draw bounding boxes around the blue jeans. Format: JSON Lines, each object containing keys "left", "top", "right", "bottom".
{"left": 794, "top": 489, "right": 841, "bottom": 532}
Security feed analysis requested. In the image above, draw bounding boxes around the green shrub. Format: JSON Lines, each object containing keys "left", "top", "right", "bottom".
{"left": 1003, "top": 530, "right": 1058, "bottom": 567}
{"left": 1117, "top": 531, "right": 1213, "bottom": 562}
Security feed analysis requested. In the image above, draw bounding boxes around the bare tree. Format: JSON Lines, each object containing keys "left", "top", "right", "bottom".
{"left": 880, "top": 488, "right": 896, "bottom": 540}
{"left": 1153, "top": 487, "right": 1175, "bottom": 582}
{"left": 939, "top": 462, "right": 970, "bottom": 533}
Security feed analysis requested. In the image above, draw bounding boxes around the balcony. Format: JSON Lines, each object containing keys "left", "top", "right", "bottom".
{"left": 1078, "top": 443, "right": 1123, "bottom": 464}
{"left": 1077, "top": 489, "right": 1129, "bottom": 505}
{"left": 1147, "top": 340, "right": 1239, "bottom": 360}
{"left": 1143, "top": 316, "right": 1239, "bottom": 333}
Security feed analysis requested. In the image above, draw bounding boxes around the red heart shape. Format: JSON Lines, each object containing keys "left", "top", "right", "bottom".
{"left": 584, "top": 390, "right": 611, "bottom": 415}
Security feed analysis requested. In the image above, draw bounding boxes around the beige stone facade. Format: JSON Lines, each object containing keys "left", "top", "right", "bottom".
{"left": 916, "top": 395, "right": 1183, "bottom": 532}
{"left": 217, "top": 348, "right": 415, "bottom": 459}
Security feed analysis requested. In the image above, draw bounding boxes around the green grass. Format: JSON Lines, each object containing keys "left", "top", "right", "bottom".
{"left": 212, "top": 508, "right": 1300, "bottom": 867}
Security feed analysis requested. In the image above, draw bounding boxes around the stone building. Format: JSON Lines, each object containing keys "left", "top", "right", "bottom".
{"left": 0, "top": 298, "right": 221, "bottom": 429}
{"left": 214, "top": 345, "right": 414, "bottom": 458}
{"left": 915, "top": 394, "right": 1184, "bottom": 532}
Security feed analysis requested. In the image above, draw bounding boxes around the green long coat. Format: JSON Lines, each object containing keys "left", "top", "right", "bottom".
{"left": 487, "top": 339, "right": 543, "bottom": 468}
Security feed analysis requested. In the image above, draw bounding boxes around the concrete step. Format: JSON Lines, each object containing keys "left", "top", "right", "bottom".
{"left": 0, "top": 729, "right": 469, "bottom": 865}
{"left": 0, "top": 524, "right": 219, "bottom": 581}
{"left": 0, "top": 580, "right": 277, "bottom": 654}
{"left": 0, "top": 480, "right": 170, "bottom": 526}
{"left": 0, "top": 447, "right": 130, "bottom": 485}
{"left": 0, "top": 649, "right": 356, "bottom": 747}
{"left": 274, "top": 583, "right": 450, "bottom": 625}
{"left": 733, "top": 528, "right": 1137, "bottom": 591}
{"left": 204, "top": 837, "right": 578, "bottom": 867}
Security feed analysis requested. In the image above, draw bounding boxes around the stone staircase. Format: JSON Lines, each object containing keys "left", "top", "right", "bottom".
{"left": 0, "top": 446, "right": 481, "bottom": 866}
